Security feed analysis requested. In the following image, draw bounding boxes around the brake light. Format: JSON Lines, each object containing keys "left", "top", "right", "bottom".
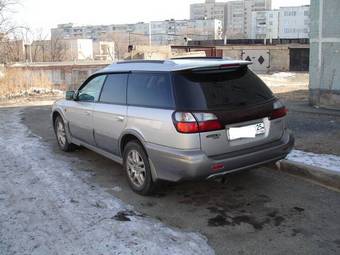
{"left": 176, "top": 122, "right": 199, "bottom": 133}
{"left": 198, "top": 120, "right": 222, "bottom": 132}
{"left": 220, "top": 64, "right": 240, "bottom": 69}
{"left": 270, "top": 107, "right": 288, "bottom": 120}
{"left": 173, "top": 112, "right": 223, "bottom": 133}
{"left": 270, "top": 100, "right": 288, "bottom": 120}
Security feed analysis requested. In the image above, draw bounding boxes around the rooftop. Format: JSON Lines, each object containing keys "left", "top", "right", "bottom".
{"left": 99, "top": 58, "right": 251, "bottom": 73}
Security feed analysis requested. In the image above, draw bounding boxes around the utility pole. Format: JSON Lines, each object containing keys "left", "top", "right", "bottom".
{"left": 149, "top": 22, "right": 152, "bottom": 47}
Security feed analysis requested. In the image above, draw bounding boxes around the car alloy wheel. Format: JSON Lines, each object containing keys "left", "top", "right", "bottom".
{"left": 56, "top": 118, "right": 67, "bottom": 147}
{"left": 126, "top": 149, "right": 146, "bottom": 188}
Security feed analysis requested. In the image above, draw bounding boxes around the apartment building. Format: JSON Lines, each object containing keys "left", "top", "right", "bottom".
{"left": 250, "top": 10, "right": 279, "bottom": 39}
{"left": 190, "top": 0, "right": 227, "bottom": 29}
{"left": 225, "top": 1, "right": 244, "bottom": 37}
{"left": 250, "top": 5, "right": 310, "bottom": 40}
{"left": 51, "top": 19, "right": 222, "bottom": 46}
{"left": 190, "top": 0, "right": 271, "bottom": 38}
{"left": 243, "top": 0, "right": 272, "bottom": 38}
{"left": 150, "top": 19, "right": 223, "bottom": 45}
{"left": 51, "top": 23, "right": 149, "bottom": 41}
{"left": 278, "top": 5, "right": 310, "bottom": 39}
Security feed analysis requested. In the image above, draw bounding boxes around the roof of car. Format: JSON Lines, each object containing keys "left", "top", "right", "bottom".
{"left": 96, "top": 58, "right": 252, "bottom": 73}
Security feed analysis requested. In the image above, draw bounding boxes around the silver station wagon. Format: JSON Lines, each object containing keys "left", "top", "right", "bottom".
{"left": 52, "top": 58, "right": 294, "bottom": 195}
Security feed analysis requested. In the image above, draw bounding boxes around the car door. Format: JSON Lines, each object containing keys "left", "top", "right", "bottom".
{"left": 93, "top": 73, "right": 128, "bottom": 155}
{"left": 66, "top": 74, "right": 106, "bottom": 145}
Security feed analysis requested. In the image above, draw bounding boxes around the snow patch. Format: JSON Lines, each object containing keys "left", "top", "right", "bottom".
{"left": 287, "top": 149, "right": 340, "bottom": 173}
{"left": 0, "top": 109, "right": 214, "bottom": 255}
{"left": 112, "top": 186, "right": 123, "bottom": 192}
{"left": 270, "top": 72, "right": 296, "bottom": 79}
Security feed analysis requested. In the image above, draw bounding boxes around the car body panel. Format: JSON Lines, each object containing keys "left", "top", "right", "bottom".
{"left": 93, "top": 103, "right": 127, "bottom": 155}
{"left": 126, "top": 106, "right": 201, "bottom": 150}
{"left": 63, "top": 100, "right": 95, "bottom": 145}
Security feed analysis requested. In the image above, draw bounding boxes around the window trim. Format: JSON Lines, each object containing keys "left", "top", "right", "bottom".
{"left": 97, "top": 72, "right": 130, "bottom": 106}
{"left": 126, "top": 71, "right": 176, "bottom": 110}
{"left": 76, "top": 73, "right": 108, "bottom": 103}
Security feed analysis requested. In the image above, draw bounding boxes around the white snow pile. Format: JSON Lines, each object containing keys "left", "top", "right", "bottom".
{"left": 270, "top": 72, "right": 296, "bottom": 79}
{"left": 0, "top": 87, "right": 63, "bottom": 101}
{"left": 0, "top": 109, "right": 214, "bottom": 255}
{"left": 28, "top": 87, "right": 64, "bottom": 95}
{"left": 287, "top": 149, "right": 340, "bottom": 173}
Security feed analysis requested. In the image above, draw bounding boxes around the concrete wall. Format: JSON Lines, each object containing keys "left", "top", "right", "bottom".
{"left": 309, "top": 0, "right": 340, "bottom": 109}
{"left": 7, "top": 62, "right": 110, "bottom": 90}
{"left": 218, "top": 45, "right": 292, "bottom": 73}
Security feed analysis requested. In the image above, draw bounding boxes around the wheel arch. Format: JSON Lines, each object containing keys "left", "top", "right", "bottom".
{"left": 52, "top": 108, "right": 73, "bottom": 142}
{"left": 119, "top": 130, "right": 147, "bottom": 157}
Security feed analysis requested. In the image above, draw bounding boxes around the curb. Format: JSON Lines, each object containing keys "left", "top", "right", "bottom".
{"left": 277, "top": 159, "right": 340, "bottom": 191}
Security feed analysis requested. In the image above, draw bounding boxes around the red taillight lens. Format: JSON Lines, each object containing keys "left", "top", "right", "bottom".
{"left": 176, "top": 122, "right": 199, "bottom": 133}
{"left": 173, "top": 112, "right": 223, "bottom": 133}
{"left": 270, "top": 107, "right": 288, "bottom": 120}
{"left": 198, "top": 120, "right": 222, "bottom": 132}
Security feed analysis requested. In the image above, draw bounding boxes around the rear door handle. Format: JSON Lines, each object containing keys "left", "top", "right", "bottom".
{"left": 116, "top": 116, "right": 125, "bottom": 121}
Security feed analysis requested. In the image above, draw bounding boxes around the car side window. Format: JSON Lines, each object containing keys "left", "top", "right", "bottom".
{"left": 99, "top": 73, "right": 128, "bottom": 104}
{"left": 127, "top": 73, "right": 174, "bottom": 108}
{"left": 78, "top": 75, "right": 106, "bottom": 102}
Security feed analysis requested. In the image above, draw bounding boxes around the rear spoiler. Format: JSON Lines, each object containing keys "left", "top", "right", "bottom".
{"left": 191, "top": 61, "right": 252, "bottom": 73}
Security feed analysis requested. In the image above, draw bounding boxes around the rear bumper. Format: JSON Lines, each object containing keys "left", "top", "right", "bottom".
{"left": 145, "top": 130, "right": 294, "bottom": 182}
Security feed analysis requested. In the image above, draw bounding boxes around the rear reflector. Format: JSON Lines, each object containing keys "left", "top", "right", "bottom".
{"left": 270, "top": 107, "right": 288, "bottom": 120}
{"left": 211, "top": 163, "right": 225, "bottom": 172}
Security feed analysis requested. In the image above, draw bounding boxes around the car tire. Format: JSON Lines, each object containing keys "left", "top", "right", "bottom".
{"left": 54, "top": 115, "right": 77, "bottom": 152}
{"left": 123, "top": 141, "right": 157, "bottom": 195}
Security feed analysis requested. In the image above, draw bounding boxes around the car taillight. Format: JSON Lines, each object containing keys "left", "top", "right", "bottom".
{"left": 270, "top": 100, "right": 288, "bottom": 120}
{"left": 173, "top": 112, "right": 223, "bottom": 133}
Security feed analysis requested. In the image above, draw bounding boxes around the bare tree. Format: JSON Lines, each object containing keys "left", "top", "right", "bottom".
{"left": 0, "top": 0, "right": 24, "bottom": 63}
{"left": 0, "top": 0, "right": 19, "bottom": 36}
{"left": 102, "top": 31, "right": 149, "bottom": 60}
{"left": 30, "top": 28, "right": 48, "bottom": 62}
{"left": 50, "top": 33, "right": 68, "bottom": 62}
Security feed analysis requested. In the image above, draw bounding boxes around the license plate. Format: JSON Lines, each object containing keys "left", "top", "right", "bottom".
{"left": 227, "top": 122, "right": 265, "bottom": 140}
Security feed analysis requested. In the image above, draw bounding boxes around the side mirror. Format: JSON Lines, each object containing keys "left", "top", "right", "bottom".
{"left": 65, "top": 90, "right": 75, "bottom": 100}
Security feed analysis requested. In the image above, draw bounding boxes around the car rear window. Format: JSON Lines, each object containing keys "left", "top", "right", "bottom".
{"left": 173, "top": 66, "right": 274, "bottom": 110}
{"left": 127, "top": 73, "right": 174, "bottom": 108}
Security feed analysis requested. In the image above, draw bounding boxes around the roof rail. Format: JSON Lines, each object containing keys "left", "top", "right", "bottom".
{"left": 170, "top": 56, "right": 224, "bottom": 60}
{"left": 117, "top": 60, "right": 165, "bottom": 64}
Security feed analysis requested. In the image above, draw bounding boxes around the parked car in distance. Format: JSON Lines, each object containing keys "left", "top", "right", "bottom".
{"left": 52, "top": 58, "right": 294, "bottom": 195}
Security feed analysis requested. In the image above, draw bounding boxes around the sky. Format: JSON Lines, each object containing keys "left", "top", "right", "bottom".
{"left": 13, "top": 0, "right": 310, "bottom": 37}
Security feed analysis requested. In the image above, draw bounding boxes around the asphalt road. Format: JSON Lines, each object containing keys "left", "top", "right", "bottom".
{"left": 18, "top": 105, "right": 340, "bottom": 255}
{"left": 286, "top": 103, "right": 340, "bottom": 156}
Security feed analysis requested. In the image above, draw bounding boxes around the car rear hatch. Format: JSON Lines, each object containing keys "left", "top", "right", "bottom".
{"left": 172, "top": 64, "right": 286, "bottom": 157}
